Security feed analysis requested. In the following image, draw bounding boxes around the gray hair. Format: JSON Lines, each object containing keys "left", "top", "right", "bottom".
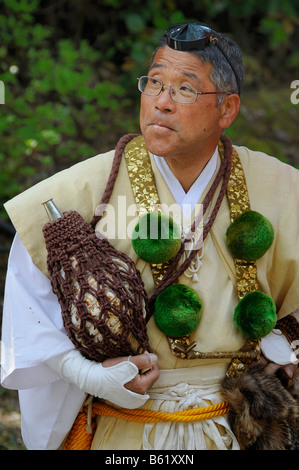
{"left": 149, "top": 29, "right": 244, "bottom": 106}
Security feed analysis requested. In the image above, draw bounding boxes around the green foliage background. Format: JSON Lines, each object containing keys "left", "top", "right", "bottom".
{"left": 0, "top": 0, "right": 298, "bottom": 450}
{"left": 0, "top": 0, "right": 299, "bottom": 219}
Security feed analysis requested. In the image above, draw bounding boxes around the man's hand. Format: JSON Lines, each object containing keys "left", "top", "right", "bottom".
{"left": 255, "top": 311, "right": 299, "bottom": 390}
{"left": 102, "top": 352, "right": 160, "bottom": 395}
{"left": 254, "top": 355, "right": 298, "bottom": 377}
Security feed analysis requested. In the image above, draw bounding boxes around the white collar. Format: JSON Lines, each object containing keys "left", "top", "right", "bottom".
{"left": 153, "top": 147, "right": 218, "bottom": 220}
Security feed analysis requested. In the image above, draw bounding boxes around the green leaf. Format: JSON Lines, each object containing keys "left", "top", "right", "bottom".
{"left": 3, "top": 0, "right": 39, "bottom": 13}
{"left": 124, "top": 13, "right": 146, "bottom": 34}
{"left": 40, "top": 129, "right": 61, "bottom": 145}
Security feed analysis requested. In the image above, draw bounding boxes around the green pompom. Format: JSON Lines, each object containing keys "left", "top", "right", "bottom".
{"left": 154, "top": 284, "right": 202, "bottom": 338}
{"left": 233, "top": 291, "right": 277, "bottom": 341}
{"left": 132, "top": 212, "right": 181, "bottom": 264}
{"left": 226, "top": 211, "right": 274, "bottom": 261}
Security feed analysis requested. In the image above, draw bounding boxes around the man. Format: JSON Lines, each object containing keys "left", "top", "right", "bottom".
{"left": 1, "top": 23, "right": 299, "bottom": 450}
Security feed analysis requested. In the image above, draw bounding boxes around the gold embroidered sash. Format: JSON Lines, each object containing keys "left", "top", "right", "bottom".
{"left": 124, "top": 136, "right": 260, "bottom": 375}
{"left": 227, "top": 149, "right": 259, "bottom": 300}
{"left": 124, "top": 135, "right": 258, "bottom": 296}
{"left": 124, "top": 135, "right": 174, "bottom": 286}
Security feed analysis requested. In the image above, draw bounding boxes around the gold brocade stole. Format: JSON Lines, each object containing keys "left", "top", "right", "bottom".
{"left": 124, "top": 136, "right": 260, "bottom": 374}
{"left": 124, "top": 135, "right": 258, "bottom": 297}
{"left": 124, "top": 135, "right": 174, "bottom": 285}
{"left": 226, "top": 147, "right": 259, "bottom": 300}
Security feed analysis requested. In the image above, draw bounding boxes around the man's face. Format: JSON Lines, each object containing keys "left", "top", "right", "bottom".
{"left": 139, "top": 46, "right": 225, "bottom": 162}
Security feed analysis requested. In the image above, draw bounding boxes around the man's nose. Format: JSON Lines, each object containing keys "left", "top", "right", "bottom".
{"left": 155, "top": 85, "right": 176, "bottom": 111}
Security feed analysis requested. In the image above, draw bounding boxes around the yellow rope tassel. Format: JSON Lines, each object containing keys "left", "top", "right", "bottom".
{"left": 64, "top": 408, "right": 96, "bottom": 451}
{"left": 64, "top": 400, "right": 229, "bottom": 450}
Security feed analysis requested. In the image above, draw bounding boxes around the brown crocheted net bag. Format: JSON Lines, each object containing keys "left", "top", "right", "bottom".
{"left": 43, "top": 210, "right": 150, "bottom": 362}
{"left": 42, "top": 134, "right": 150, "bottom": 362}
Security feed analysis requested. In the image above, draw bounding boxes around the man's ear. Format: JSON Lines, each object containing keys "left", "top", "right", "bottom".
{"left": 219, "top": 94, "right": 241, "bottom": 129}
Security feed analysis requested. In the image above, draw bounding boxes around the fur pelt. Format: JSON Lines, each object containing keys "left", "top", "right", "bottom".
{"left": 220, "top": 366, "right": 299, "bottom": 450}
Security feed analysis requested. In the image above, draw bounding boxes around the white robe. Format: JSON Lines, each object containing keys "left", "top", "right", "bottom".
{"left": 1, "top": 143, "right": 299, "bottom": 449}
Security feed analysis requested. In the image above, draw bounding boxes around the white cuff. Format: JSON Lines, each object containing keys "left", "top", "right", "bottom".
{"left": 261, "top": 329, "right": 294, "bottom": 365}
{"left": 46, "top": 349, "right": 149, "bottom": 409}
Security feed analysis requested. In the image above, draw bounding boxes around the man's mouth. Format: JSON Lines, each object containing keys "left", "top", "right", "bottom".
{"left": 150, "top": 122, "right": 175, "bottom": 132}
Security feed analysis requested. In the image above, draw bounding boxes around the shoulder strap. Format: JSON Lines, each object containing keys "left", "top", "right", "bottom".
{"left": 226, "top": 143, "right": 259, "bottom": 300}
{"left": 90, "top": 133, "right": 139, "bottom": 228}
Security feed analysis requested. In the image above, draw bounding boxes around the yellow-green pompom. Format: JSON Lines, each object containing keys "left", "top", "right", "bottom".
{"left": 233, "top": 291, "right": 277, "bottom": 341}
{"left": 226, "top": 211, "right": 274, "bottom": 261}
{"left": 154, "top": 284, "right": 202, "bottom": 338}
{"left": 132, "top": 212, "right": 181, "bottom": 264}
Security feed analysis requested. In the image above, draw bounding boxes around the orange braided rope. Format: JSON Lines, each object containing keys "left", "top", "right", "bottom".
{"left": 64, "top": 407, "right": 96, "bottom": 450}
{"left": 64, "top": 400, "right": 229, "bottom": 450}
{"left": 92, "top": 401, "right": 229, "bottom": 422}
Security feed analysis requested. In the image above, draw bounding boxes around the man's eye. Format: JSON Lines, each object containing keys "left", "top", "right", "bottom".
{"left": 150, "top": 78, "right": 161, "bottom": 86}
{"left": 179, "top": 85, "right": 193, "bottom": 93}
{"left": 178, "top": 85, "right": 196, "bottom": 96}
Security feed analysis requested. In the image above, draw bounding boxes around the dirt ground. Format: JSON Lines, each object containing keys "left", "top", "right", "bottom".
{"left": 0, "top": 386, "right": 23, "bottom": 450}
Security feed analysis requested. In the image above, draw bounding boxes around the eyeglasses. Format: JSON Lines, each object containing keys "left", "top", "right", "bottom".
{"left": 137, "top": 76, "right": 231, "bottom": 104}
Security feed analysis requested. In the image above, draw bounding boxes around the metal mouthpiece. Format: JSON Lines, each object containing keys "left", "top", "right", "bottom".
{"left": 42, "top": 199, "right": 62, "bottom": 221}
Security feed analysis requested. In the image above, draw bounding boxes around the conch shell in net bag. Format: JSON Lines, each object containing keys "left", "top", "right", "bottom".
{"left": 42, "top": 199, "right": 150, "bottom": 362}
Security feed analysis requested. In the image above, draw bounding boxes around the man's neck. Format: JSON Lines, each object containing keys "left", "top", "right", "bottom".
{"left": 164, "top": 149, "right": 217, "bottom": 193}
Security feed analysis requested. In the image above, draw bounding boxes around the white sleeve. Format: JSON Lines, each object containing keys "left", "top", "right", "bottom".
{"left": 47, "top": 349, "right": 150, "bottom": 409}
{"left": 1, "top": 234, "right": 87, "bottom": 450}
{"left": 1, "top": 234, "right": 75, "bottom": 389}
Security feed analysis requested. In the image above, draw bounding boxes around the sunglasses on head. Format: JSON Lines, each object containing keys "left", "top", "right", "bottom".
{"left": 165, "top": 23, "right": 241, "bottom": 96}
